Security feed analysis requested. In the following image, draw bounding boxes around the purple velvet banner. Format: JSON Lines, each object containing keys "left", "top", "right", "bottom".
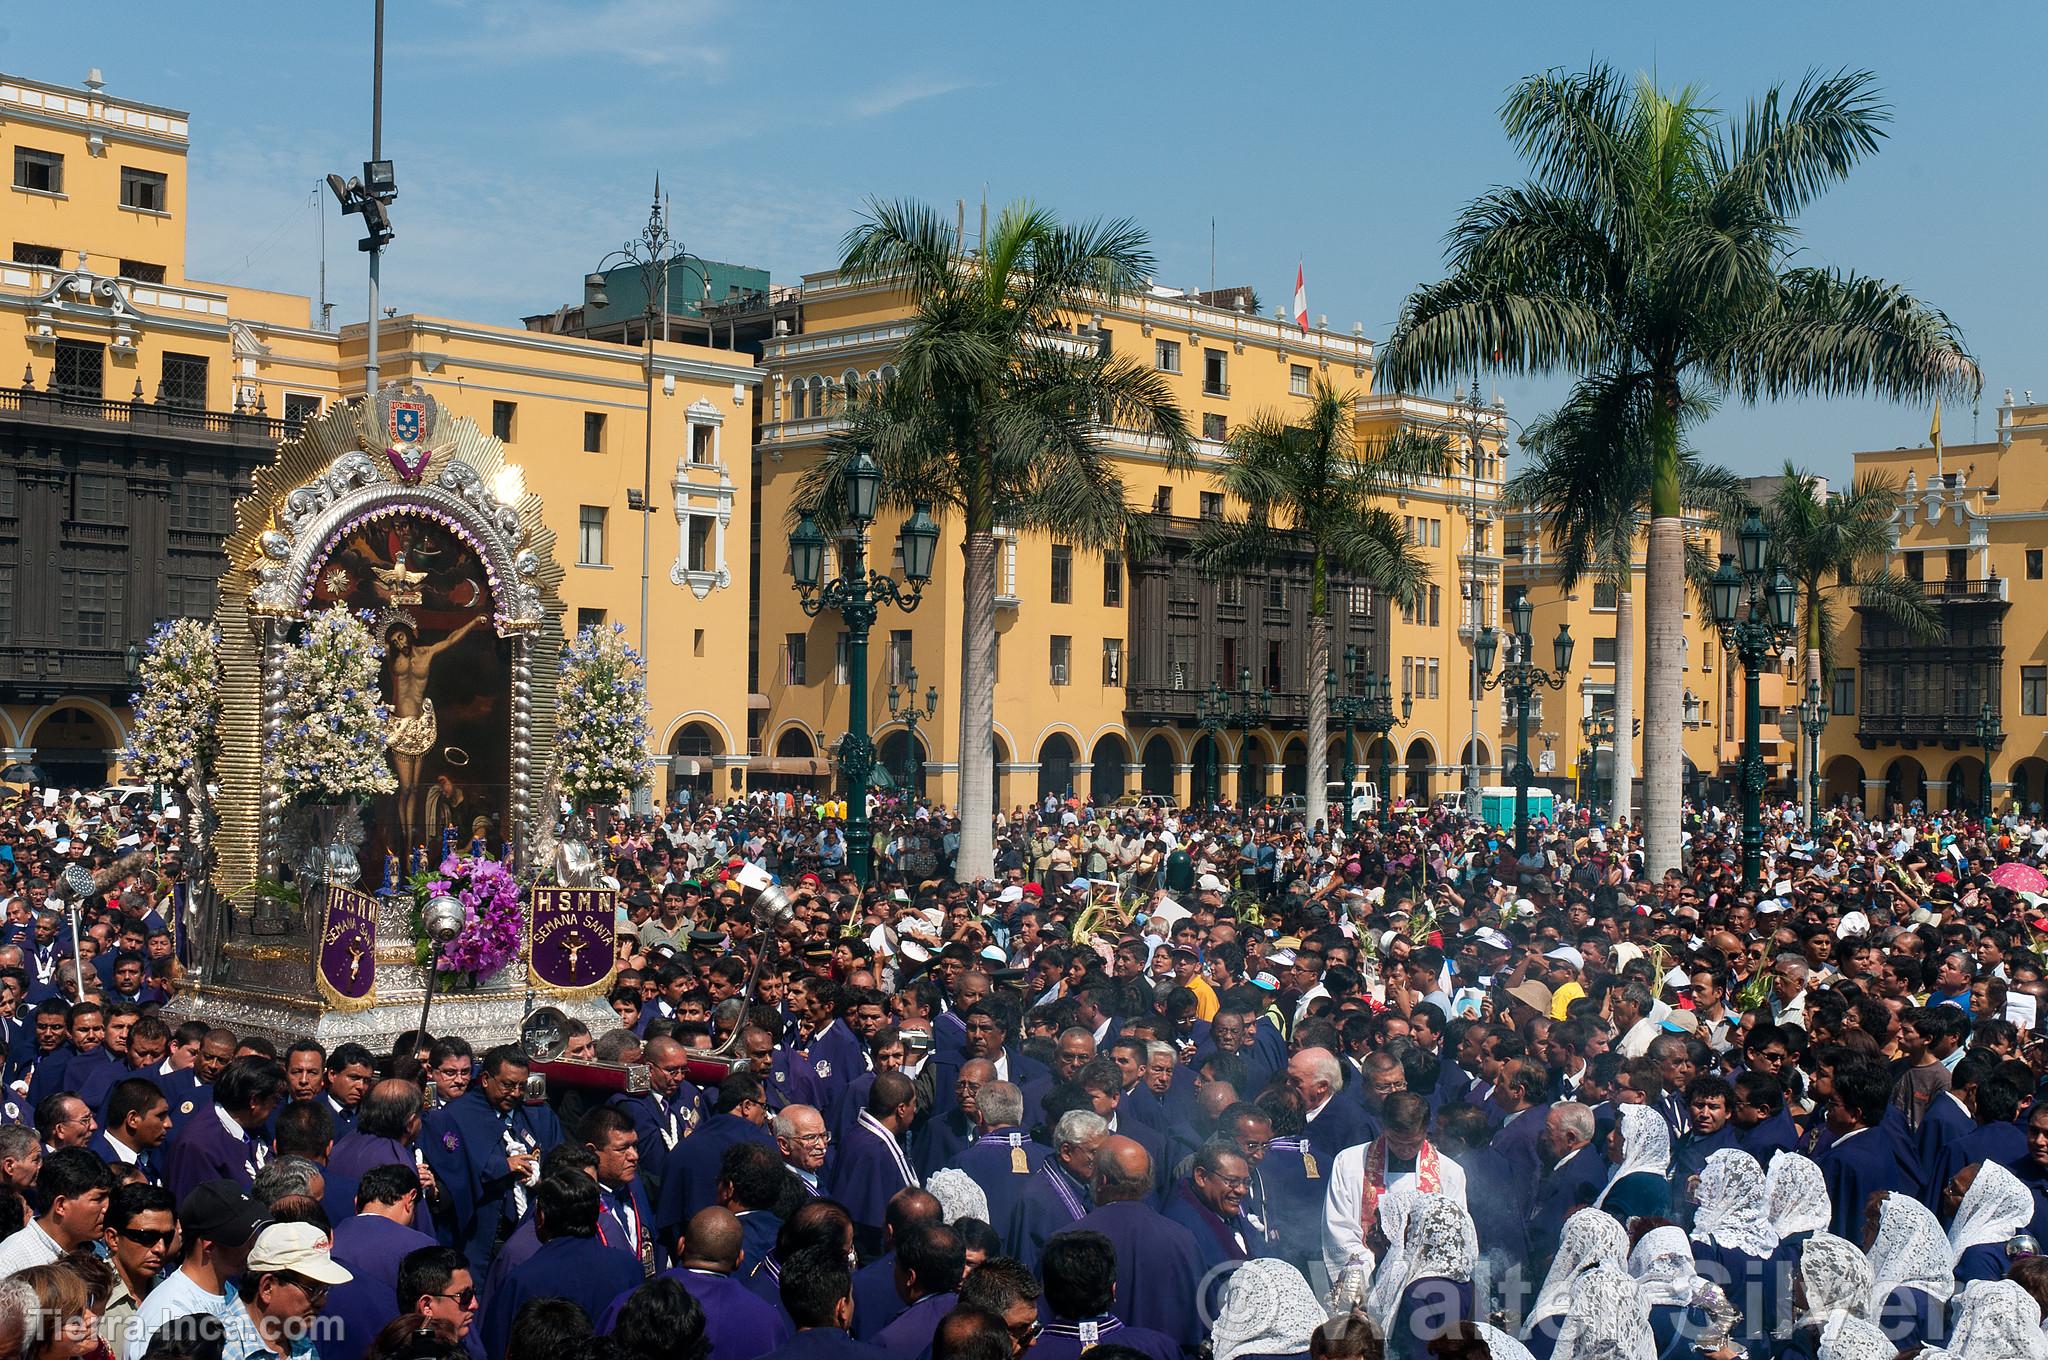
{"left": 318, "top": 885, "right": 379, "bottom": 1005}
{"left": 529, "top": 886, "right": 617, "bottom": 993}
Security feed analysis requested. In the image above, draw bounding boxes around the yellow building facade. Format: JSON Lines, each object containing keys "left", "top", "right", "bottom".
{"left": 0, "top": 70, "right": 758, "bottom": 791}
{"left": 753, "top": 272, "right": 1518, "bottom": 812}
{"left": 1815, "top": 393, "right": 2048, "bottom": 816}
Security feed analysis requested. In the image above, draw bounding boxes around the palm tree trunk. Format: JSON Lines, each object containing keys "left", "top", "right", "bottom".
{"left": 1306, "top": 606, "right": 1330, "bottom": 828}
{"left": 1640, "top": 394, "right": 1685, "bottom": 876}
{"left": 1610, "top": 588, "right": 1635, "bottom": 828}
{"left": 952, "top": 528, "right": 999, "bottom": 879}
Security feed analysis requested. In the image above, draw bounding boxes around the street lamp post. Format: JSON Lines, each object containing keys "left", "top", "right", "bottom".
{"left": 1358, "top": 669, "right": 1413, "bottom": 816}
{"left": 1195, "top": 683, "right": 1231, "bottom": 808}
{"left": 1799, "top": 678, "right": 1830, "bottom": 828}
{"left": 1476, "top": 593, "right": 1574, "bottom": 857}
{"left": 1580, "top": 711, "right": 1616, "bottom": 810}
{"left": 1709, "top": 511, "right": 1800, "bottom": 891}
{"left": 1977, "top": 699, "right": 2002, "bottom": 817}
{"left": 790, "top": 456, "right": 940, "bottom": 885}
{"left": 886, "top": 665, "right": 939, "bottom": 799}
{"left": 585, "top": 188, "right": 711, "bottom": 661}
{"left": 1327, "top": 645, "right": 1371, "bottom": 830}
{"left": 1231, "top": 667, "right": 1273, "bottom": 805}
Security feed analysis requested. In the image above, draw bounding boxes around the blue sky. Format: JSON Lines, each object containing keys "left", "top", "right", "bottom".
{"left": 7, "top": 0, "right": 2043, "bottom": 481}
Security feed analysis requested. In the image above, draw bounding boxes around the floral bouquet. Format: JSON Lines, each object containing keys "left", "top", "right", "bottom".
{"left": 123, "top": 618, "right": 224, "bottom": 787}
{"left": 269, "top": 606, "right": 397, "bottom": 804}
{"left": 556, "top": 622, "right": 650, "bottom": 807}
{"left": 413, "top": 853, "right": 523, "bottom": 986}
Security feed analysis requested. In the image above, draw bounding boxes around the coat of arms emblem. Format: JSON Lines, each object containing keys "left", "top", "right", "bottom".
{"left": 387, "top": 400, "right": 430, "bottom": 481}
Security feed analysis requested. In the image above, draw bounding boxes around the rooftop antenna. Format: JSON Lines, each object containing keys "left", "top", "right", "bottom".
{"left": 979, "top": 186, "right": 987, "bottom": 254}
{"left": 315, "top": 183, "right": 332, "bottom": 331}
{"left": 1209, "top": 217, "right": 1216, "bottom": 294}
{"left": 955, "top": 199, "right": 965, "bottom": 254}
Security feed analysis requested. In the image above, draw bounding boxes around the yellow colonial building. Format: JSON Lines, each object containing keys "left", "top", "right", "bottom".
{"left": 750, "top": 270, "right": 1517, "bottom": 812}
{"left": 1814, "top": 392, "right": 2048, "bottom": 816}
{"left": 0, "top": 69, "right": 758, "bottom": 792}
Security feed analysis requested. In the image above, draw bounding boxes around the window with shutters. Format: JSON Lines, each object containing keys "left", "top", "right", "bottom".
{"left": 13, "top": 148, "right": 62, "bottom": 194}
{"left": 889, "top": 631, "right": 914, "bottom": 686}
{"left": 1201, "top": 413, "right": 1227, "bottom": 441}
{"left": 160, "top": 353, "right": 208, "bottom": 411}
{"left": 0, "top": 468, "right": 16, "bottom": 518}
{"left": 1102, "top": 552, "right": 1123, "bottom": 607}
{"left": 1050, "top": 545, "right": 1072, "bottom": 603}
{"left": 1050, "top": 635, "right": 1072, "bottom": 685}
{"left": 2024, "top": 667, "right": 2046, "bottom": 717}
{"left": 1154, "top": 340, "right": 1181, "bottom": 373}
{"left": 0, "top": 565, "right": 13, "bottom": 639}
{"left": 578, "top": 506, "right": 606, "bottom": 565}
{"left": 687, "top": 517, "right": 713, "bottom": 574}
{"left": 1592, "top": 581, "right": 1618, "bottom": 610}
{"left": 173, "top": 482, "right": 230, "bottom": 533}
{"left": 492, "top": 401, "right": 516, "bottom": 442}
{"left": 1290, "top": 365, "right": 1311, "bottom": 396}
{"left": 1593, "top": 637, "right": 1618, "bottom": 666}
{"left": 783, "top": 634, "right": 807, "bottom": 685}
{"left": 1832, "top": 669, "right": 1856, "bottom": 717}
{"left": 120, "top": 167, "right": 168, "bottom": 213}
{"left": 61, "top": 569, "right": 121, "bottom": 647}
{"left": 74, "top": 473, "right": 120, "bottom": 523}
{"left": 1200, "top": 492, "right": 1224, "bottom": 520}
{"left": 583, "top": 412, "right": 605, "bottom": 453}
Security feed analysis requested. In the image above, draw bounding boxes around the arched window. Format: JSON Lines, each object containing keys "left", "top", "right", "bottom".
{"left": 880, "top": 365, "right": 899, "bottom": 389}
{"left": 842, "top": 369, "right": 860, "bottom": 403}
{"left": 809, "top": 376, "right": 827, "bottom": 412}
{"left": 790, "top": 382, "right": 806, "bottom": 420}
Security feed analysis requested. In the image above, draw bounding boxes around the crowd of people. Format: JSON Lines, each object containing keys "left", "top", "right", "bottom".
{"left": 1, "top": 782, "right": 2048, "bottom": 1360}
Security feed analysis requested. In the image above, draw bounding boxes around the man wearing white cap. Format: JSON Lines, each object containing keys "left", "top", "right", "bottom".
{"left": 226, "top": 1220, "right": 353, "bottom": 1360}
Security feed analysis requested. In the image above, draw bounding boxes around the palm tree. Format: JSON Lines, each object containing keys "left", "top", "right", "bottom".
{"left": 1507, "top": 382, "right": 1747, "bottom": 828}
{"left": 1378, "top": 65, "right": 1977, "bottom": 874}
{"left": 1188, "top": 377, "right": 1450, "bottom": 827}
{"left": 799, "top": 199, "right": 1192, "bottom": 879}
{"left": 1762, "top": 461, "right": 1935, "bottom": 818}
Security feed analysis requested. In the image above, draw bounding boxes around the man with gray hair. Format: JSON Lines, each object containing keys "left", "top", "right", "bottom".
{"left": 1287, "top": 1046, "right": 1372, "bottom": 1166}
{"left": 770, "top": 1103, "right": 828, "bottom": 1196}
{"left": 1615, "top": 980, "right": 1664, "bottom": 1058}
{"left": 1770, "top": 953, "right": 1811, "bottom": 1028}
{"left": 940, "top": 1079, "right": 1042, "bottom": 1242}
{"left": 1009, "top": 1108, "right": 1106, "bottom": 1269}
{"left": 1530, "top": 1100, "right": 1602, "bottom": 1260}
{"left": 251, "top": 1154, "right": 324, "bottom": 1208}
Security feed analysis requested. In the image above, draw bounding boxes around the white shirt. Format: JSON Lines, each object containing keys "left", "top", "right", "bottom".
{"left": 1320, "top": 1144, "right": 1468, "bottom": 1281}
{"left": 0, "top": 1217, "right": 61, "bottom": 1277}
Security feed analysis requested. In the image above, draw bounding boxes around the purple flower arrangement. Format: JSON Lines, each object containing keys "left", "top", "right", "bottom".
{"left": 418, "top": 853, "right": 523, "bottom": 983}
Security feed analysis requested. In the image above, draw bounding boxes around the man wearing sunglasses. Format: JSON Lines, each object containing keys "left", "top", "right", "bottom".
{"left": 228, "top": 1221, "right": 353, "bottom": 1360}
{"left": 99, "top": 1180, "right": 176, "bottom": 1350}
{"left": 397, "top": 1247, "right": 482, "bottom": 1360}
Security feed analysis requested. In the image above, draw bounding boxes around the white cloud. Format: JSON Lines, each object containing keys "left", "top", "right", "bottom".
{"left": 846, "top": 75, "right": 976, "bottom": 120}
{"left": 417, "top": 0, "right": 732, "bottom": 75}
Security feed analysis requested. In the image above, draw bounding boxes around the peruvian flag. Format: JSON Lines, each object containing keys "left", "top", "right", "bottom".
{"left": 1292, "top": 261, "right": 1308, "bottom": 333}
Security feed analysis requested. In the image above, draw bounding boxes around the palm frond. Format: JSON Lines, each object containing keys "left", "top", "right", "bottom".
{"left": 1714, "top": 69, "right": 1890, "bottom": 221}
{"left": 1715, "top": 267, "right": 1981, "bottom": 403}
{"left": 1852, "top": 570, "right": 1942, "bottom": 643}
{"left": 1377, "top": 281, "right": 1609, "bottom": 391}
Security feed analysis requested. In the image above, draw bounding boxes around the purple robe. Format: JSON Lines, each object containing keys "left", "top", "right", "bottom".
{"left": 162, "top": 1105, "right": 265, "bottom": 1202}
{"left": 871, "top": 1290, "right": 956, "bottom": 1356}
{"left": 1006, "top": 1159, "right": 1091, "bottom": 1269}
{"left": 597, "top": 1267, "right": 789, "bottom": 1360}
{"left": 1031, "top": 1316, "right": 1180, "bottom": 1360}
{"left": 322, "top": 1213, "right": 437, "bottom": 1360}
{"left": 826, "top": 1115, "right": 916, "bottom": 1241}
{"left": 325, "top": 1131, "right": 436, "bottom": 1241}
{"left": 1055, "top": 1199, "right": 1204, "bottom": 1350}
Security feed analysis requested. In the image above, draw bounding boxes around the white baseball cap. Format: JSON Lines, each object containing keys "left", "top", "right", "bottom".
{"left": 246, "top": 1222, "right": 353, "bottom": 1285}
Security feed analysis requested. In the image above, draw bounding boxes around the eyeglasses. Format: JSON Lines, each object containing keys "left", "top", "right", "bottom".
{"left": 117, "top": 1228, "right": 174, "bottom": 1248}
{"left": 428, "top": 1288, "right": 478, "bottom": 1309}
{"left": 1008, "top": 1320, "right": 1043, "bottom": 1344}
{"left": 788, "top": 1131, "right": 831, "bottom": 1147}
{"left": 281, "top": 1276, "right": 329, "bottom": 1306}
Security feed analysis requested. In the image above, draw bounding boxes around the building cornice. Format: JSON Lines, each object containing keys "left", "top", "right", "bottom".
{"left": 400, "top": 317, "right": 761, "bottom": 387}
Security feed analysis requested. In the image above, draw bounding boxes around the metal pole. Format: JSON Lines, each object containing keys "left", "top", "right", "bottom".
{"left": 1514, "top": 679, "right": 1532, "bottom": 857}
{"left": 365, "top": 0, "right": 383, "bottom": 393}
{"left": 1741, "top": 646, "right": 1763, "bottom": 891}
{"left": 843, "top": 533, "right": 875, "bottom": 886}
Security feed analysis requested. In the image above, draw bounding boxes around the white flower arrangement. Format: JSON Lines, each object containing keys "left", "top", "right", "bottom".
{"left": 269, "top": 606, "right": 399, "bottom": 804}
{"left": 556, "top": 622, "right": 651, "bottom": 805}
{"left": 123, "top": 618, "right": 224, "bottom": 787}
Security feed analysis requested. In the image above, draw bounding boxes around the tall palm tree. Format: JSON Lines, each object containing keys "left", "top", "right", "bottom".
{"left": 1378, "top": 65, "right": 1977, "bottom": 874}
{"left": 1507, "top": 382, "right": 1746, "bottom": 828}
{"left": 799, "top": 199, "right": 1191, "bottom": 879}
{"left": 1763, "top": 461, "right": 1935, "bottom": 817}
{"left": 1188, "top": 378, "right": 1449, "bottom": 826}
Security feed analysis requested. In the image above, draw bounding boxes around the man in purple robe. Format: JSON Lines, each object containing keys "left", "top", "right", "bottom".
{"left": 1051, "top": 1135, "right": 1204, "bottom": 1352}
{"left": 324, "top": 1079, "right": 435, "bottom": 1239}
{"left": 825, "top": 1070, "right": 920, "bottom": 1258}
{"left": 1007, "top": 1109, "right": 1104, "bottom": 1269}
{"left": 1162, "top": 1139, "right": 1261, "bottom": 1314}
{"left": 869, "top": 1220, "right": 962, "bottom": 1356}
{"left": 162, "top": 1055, "right": 284, "bottom": 1202}
{"left": 596, "top": 1207, "right": 789, "bottom": 1360}
{"left": 320, "top": 1164, "right": 438, "bottom": 1360}
{"left": 940, "top": 1079, "right": 1044, "bottom": 1238}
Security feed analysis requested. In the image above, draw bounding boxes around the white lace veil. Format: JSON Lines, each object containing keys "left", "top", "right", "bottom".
{"left": 1399, "top": 1192, "right": 1478, "bottom": 1290}
{"left": 1365, "top": 1186, "right": 1421, "bottom": 1328}
{"left": 1548, "top": 1266, "right": 1657, "bottom": 1360}
{"left": 1817, "top": 1310, "right": 1898, "bottom": 1360}
{"left": 1474, "top": 1323, "right": 1537, "bottom": 1360}
{"left": 1764, "top": 1151, "right": 1832, "bottom": 1239}
{"left": 1864, "top": 1190, "right": 1955, "bottom": 1314}
{"left": 1210, "top": 1258, "right": 1330, "bottom": 1360}
{"left": 1946, "top": 1161, "right": 2034, "bottom": 1264}
{"left": 1798, "top": 1232, "right": 1874, "bottom": 1323}
{"left": 1690, "top": 1147, "right": 1780, "bottom": 1259}
{"left": 1920, "top": 1279, "right": 2048, "bottom": 1360}
{"left": 1627, "top": 1225, "right": 1698, "bottom": 1311}
{"left": 1524, "top": 1207, "right": 1630, "bottom": 1337}
{"left": 1592, "top": 1105, "right": 1670, "bottom": 1211}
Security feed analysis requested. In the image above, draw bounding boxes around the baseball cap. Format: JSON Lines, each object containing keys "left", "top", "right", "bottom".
{"left": 178, "top": 1181, "right": 269, "bottom": 1249}
{"left": 1249, "top": 972, "right": 1281, "bottom": 991}
{"left": 1197, "top": 873, "right": 1227, "bottom": 894}
{"left": 1544, "top": 946, "right": 1585, "bottom": 970}
{"left": 997, "top": 885, "right": 1024, "bottom": 905}
{"left": 246, "top": 1222, "right": 354, "bottom": 1285}
{"left": 1661, "top": 1010, "right": 1701, "bottom": 1036}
